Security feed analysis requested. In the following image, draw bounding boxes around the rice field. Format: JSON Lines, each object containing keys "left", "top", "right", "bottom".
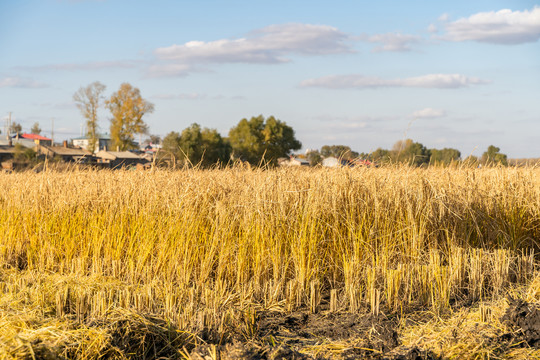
{"left": 1, "top": 165, "right": 539, "bottom": 359}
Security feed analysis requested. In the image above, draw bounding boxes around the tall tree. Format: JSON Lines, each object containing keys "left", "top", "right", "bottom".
{"left": 320, "top": 145, "right": 358, "bottom": 159}
{"left": 482, "top": 145, "right": 507, "bottom": 166}
{"left": 73, "top": 81, "right": 106, "bottom": 153}
{"left": 228, "top": 115, "right": 301, "bottom": 165}
{"left": 161, "top": 125, "right": 231, "bottom": 167}
{"left": 392, "top": 139, "right": 430, "bottom": 166}
{"left": 429, "top": 148, "right": 461, "bottom": 165}
{"left": 30, "top": 122, "right": 42, "bottom": 135}
{"left": 106, "top": 83, "right": 154, "bottom": 151}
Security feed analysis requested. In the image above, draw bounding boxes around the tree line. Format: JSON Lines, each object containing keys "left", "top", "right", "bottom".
{"left": 53, "top": 81, "right": 507, "bottom": 168}
{"left": 306, "top": 140, "right": 508, "bottom": 166}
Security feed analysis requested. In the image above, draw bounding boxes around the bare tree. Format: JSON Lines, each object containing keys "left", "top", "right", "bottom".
{"left": 73, "top": 81, "right": 106, "bottom": 153}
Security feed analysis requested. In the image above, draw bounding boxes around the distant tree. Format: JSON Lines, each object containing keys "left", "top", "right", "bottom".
{"left": 462, "top": 155, "right": 479, "bottom": 167}
{"left": 200, "top": 127, "right": 231, "bottom": 167}
{"left": 106, "top": 83, "right": 153, "bottom": 151}
{"left": 74, "top": 81, "right": 106, "bottom": 153}
{"left": 306, "top": 150, "right": 323, "bottom": 166}
{"left": 161, "top": 124, "right": 231, "bottom": 167}
{"left": 30, "top": 122, "right": 42, "bottom": 135}
{"left": 482, "top": 145, "right": 507, "bottom": 166}
{"left": 320, "top": 145, "right": 358, "bottom": 159}
{"left": 161, "top": 131, "right": 182, "bottom": 164}
{"left": 370, "top": 148, "right": 391, "bottom": 164}
{"left": 228, "top": 115, "right": 301, "bottom": 165}
{"left": 10, "top": 121, "right": 22, "bottom": 134}
{"left": 430, "top": 148, "right": 461, "bottom": 165}
{"left": 392, "top": 139, "right": 431, "bottom": 166}
{"left": 148, "top": 134, "right": 161, "bottom": 145}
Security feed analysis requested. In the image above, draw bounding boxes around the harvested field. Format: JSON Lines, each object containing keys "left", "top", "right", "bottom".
{"left": 1, "top": 166, "right": 540, "bottom": 359}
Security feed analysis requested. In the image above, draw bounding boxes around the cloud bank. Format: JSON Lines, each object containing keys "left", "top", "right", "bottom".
{"left": 443, "top": 6, "right": 540, "bottom": 44}
{"left": 300, "top": 73, "right": 489, "bottom": 89}
{"left": 150, "top": 23, "right": 352, "bottom": 77}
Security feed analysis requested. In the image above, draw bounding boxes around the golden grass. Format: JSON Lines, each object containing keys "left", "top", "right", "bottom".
{"left": 0, "top": 166, "right": 539, "bottom": 358}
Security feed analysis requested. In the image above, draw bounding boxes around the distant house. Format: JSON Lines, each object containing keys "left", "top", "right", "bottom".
{"left": 37, "top": 144, "right": 92, "bottom": 162}
{"left": 278, "top": 156, "right": 310, "bottom": 167}
{"left": 19, "top": 133, "right": 53, "bottom": 146}
{"left": 322, "top": 157, "right": 340, "bottom": 167}
{"left": 95, "top": 150, "right": 148, "bottom": 168}
{"left": 72, "top": 135, "right": 111, "bottom": 152}
{"left": 322, "top": 157, "right": 375, "bottom": 168}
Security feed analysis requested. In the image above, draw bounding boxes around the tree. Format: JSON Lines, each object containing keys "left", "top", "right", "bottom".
{"left": 228, "top": 115, "right": 301, "bottom": 165}
{"left": 10, "top": 121, "right": 22, "bottom": 134}
{"left": 74, "top": 81, "right": 106, "bottom": 153}
{"left": 306, "top": 150, "right": 323, "bottom": 166}
{"left": 161, "top": 124, "right": 231, "bottom": 167}
{"left": 30, "top": 122, "right": 42, "bottom": 135}
{"left": 320, "top": 145, "right": 358, "bottom": 159}
{"left": 147, "top": 134, "right": 161, "bottom": 145}
{"left": 429, "top": 148, "right": 461, "bottom": 165}
{"left": 391, "top": 139, "right": 430, "bottom": 166}
{"left": 482, "top": 145, "right": 507, "bottom": 166}
{"left": 370, "top": 148, "right": 391, "bottom": 164}
{"left": 106, "top": 83, "right": 154, "bottom": 151}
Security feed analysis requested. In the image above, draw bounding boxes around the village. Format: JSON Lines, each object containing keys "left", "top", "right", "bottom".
{"left": 0, "top": 131, "right": 377, "bottom": 171}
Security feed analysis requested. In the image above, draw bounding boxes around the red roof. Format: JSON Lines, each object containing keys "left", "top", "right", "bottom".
{"left": 21, "top": 133, "right": 52, "bottom": 141}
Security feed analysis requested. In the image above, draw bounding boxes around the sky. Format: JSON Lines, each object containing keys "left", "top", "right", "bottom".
{"left": 1, "top": 0, "right": 539, "bottom": 158}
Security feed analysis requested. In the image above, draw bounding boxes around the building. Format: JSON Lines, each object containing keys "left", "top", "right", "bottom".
{"left": 18, "top": 133, "right": 53, "bottom": 146}
{"left": 72, "top": 135, "right": 111, "bottom": 152}
{"left": 278, "top": 156, "right": 310, "bottom": 167}
{"left": 37, "top": 144, "right": 92, "bottom": 162}
{"left": 95, "top": 150, "right": 148, "bottom": 168}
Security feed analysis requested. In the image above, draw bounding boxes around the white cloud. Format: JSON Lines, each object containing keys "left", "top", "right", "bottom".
{"left": 443, "top": 6, "right": 540, "bottom": 44}
{"left": 361, "top": 32, "right": 421, "bottom": 52}
{"left": 428, "top": 24, "right": 438, "bottom": 33}
{"left": 411, "top": 108, "right": 447, "bottom": 119}
{"left": 151, "top": 23, "right": 351, "bottom": 77}
{"left": 300, "top": 73, "right": 490, "bottom": 89}
{"left": 0, "top": 77, "right": 49, "bottom": 88}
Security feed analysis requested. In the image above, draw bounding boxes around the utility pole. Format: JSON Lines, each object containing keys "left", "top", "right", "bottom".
{"left": 7, "top": 112, "right": 12, "bottom": 146}
{"left": 51, "top": 117, "right": 54, "bottom": 146}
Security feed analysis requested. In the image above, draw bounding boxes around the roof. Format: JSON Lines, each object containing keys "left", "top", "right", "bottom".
{"left": 20, "top": 133, "right": 52, "bottom": 141}
{"left": 95, "top": 150, "right": 141, "bottom": 160}
{"left": 40, "top": 145, "right": 92, "bottom": 156}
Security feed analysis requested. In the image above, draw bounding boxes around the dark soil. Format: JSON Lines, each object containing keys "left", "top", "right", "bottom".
{"left": 501, "top": 298, "right": 540, "bottom": 348}
{"left": 189, "top": 310, "right": 440, "bottom": 360}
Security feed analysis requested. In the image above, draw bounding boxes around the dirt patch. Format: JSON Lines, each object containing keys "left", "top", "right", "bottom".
{"left": 501, "top": 299, "right": 540, "bottom": 348}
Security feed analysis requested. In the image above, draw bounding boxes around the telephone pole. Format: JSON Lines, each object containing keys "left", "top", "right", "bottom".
{"left": 51, "top": 117, "right": 54, "bottom": 145}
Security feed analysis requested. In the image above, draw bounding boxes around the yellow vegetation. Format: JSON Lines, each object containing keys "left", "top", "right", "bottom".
{"left": 0, "top": 166, "right": 539, "bottom": 358}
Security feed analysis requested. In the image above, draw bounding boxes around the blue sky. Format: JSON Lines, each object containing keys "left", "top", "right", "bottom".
{"left": 1, "top": 0, "right": 539, "bottom": 158}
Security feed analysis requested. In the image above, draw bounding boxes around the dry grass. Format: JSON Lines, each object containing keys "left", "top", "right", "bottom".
{"left": 0, "top": 166, "right": 539, "bottom": 358}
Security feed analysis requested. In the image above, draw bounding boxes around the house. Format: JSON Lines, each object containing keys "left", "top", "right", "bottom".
{"left": 0, "top": 137, "right": 38, "bottom": 149}
{"left": 95, "top": 150, "right": 148, "bottom": 168}
{"left": 37, "top": 143, "right": 92, "bottom": 162}
{"left": 72, "top": 135, "right": 111, "bottom": 152}
{"left": 322, "top": 157, "right": 375, "bottom": 168}
{"left": 322, "top": 157, "right": 340, "bottom": 167}
{"left": 18, "top": 133, "right": 53, "bottom": 146}
{"left": 278, "top": 156, "right": 310, "bottom": 167}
